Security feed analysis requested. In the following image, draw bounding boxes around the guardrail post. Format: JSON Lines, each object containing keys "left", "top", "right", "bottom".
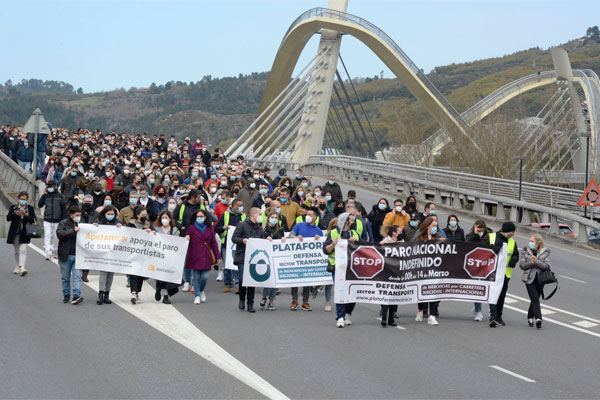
{"left": 575, "top": 222, "right": 589, "bottom": 244}
{"left": 542, "top": 213, "right": 550, "bottom": 223}
{"left": 509, "top": 206, "right": 518, "bottom": 223}
{"left": 520, "top": 209, "right": 532, "bottom": 226}
{"left": 434, "top": 189, "right": 442, "bottom": 204}
{"left": 378, "top": 177, "right": 386, "bottom": 192}
{"left": 473, "top": 197, "right": 483, "bottom": 215}
{"left": 549, "top": 215, "right": 560, "bottom": 234}
{"left": 452, "top": 192, "right": 461, "bottom": 210}
{"left": 495, "top": 202, "right": 505, "bottom": 220}
{"left": 417, "top": 185, "right": 426, "bottom": 201}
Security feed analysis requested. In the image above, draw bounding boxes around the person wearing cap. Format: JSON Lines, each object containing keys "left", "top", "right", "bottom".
{"left": 289, "top": 207, "right": 323, "bottom": 311}
{"left": 293, "top": 200, "right": 319, "bottom": 227}
{"left": 402, "top": 212, "right": 420, "bottom": 242}
{"left": 38, "top": 180, "right": 67, "bottom": 260}
{"left": 272, "top": 169, "right": 287, "bottom": 188}
{"left": 488, "top": 221, "right": 519, "bottom": 327}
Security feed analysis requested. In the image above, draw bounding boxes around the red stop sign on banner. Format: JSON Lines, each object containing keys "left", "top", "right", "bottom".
{"left": 464, "top": 248, "right": 497, "bottom": 279}
{"left": 351, "top": 246, "right": 385, "bottom": 279}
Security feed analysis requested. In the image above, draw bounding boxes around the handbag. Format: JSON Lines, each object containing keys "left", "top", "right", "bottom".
{"left": 201, "top": 240, "right": 217, "bottom": 266}
{"left": 25, "top": 223, "right": 42, "bottom": 239}
{"left": 538, "top": 268, "right": 559, "bottom": 300}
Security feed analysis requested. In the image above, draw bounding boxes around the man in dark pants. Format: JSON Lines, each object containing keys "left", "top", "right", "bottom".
{"left": 232, "top": 207, "right": 266, "bottom": 313}
{"left": 488, "top": 221, "right": 519, "bottom": 327}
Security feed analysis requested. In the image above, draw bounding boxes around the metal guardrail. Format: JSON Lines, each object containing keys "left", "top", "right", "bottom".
{"left": 0, "top": 151, "right": 36, "bottom": 201}
{"left": 302, "top": 158, "right": 600, "bottom": 244}
{"left": 306, "top": 155, "right": 587, "bottom": 213}
{"left": 282, "top": 7, "right": 467, "bottom": 129}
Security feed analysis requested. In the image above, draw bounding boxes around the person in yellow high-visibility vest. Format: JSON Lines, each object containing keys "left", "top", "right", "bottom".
{"left": 488, "top": 221, "right": 519, "bottom": 328}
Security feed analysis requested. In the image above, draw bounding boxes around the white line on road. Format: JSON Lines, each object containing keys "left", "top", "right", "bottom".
{"left": 376, "top": 317, "right": 407, "bottom": 330}
{"left": 558, "top": 275, "right": 588, "bottom": 284}
{"left": 574, "top": 320, "right": 599, "bottom": 329}
{"left": 506, "top": 293, "right": 600, "bottom": 324}
{"left": 28, "top": 244, "right": 289, "bottom": 400}
{"left": 489, "top": 365, "right": 536, "bottom": 383}
{"left": 504, "top": 305, "right": 600, "bottom": 339}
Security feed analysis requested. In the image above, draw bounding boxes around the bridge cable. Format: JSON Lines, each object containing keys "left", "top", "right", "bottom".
{"left": 332, "top": 83, "right": 370, "bottom": 157}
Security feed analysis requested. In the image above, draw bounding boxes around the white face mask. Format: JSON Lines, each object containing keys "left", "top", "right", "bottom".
{"left": 168, "top": 204, "right": 176, "bottom": 212}
{"left": 305, "top": 215, "right": 313, "bottom": 224}
{"left": 250, "top": 183, "right": 256, "bottom": 189}
{"left": 161, "top": 218, "right": 170, "bottom": 226}
{"left": 255, "top": 215, "right": 263, "bottom": 224}
{"left": 395, "top": 206, "right": 402, "bottom": 212}
{"left": 210, "top": 187, "right": 217, "bottom": 193}
{"left": 72, "top": 216, "right": 81, "bottom": 224}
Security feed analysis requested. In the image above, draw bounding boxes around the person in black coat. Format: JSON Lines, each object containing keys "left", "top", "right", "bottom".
{"left": 465, "top": 219, "right": 489, "bottom": 322}
{"left": 368, "top": 198, "right": 390, "bottom": 243}
{"left": 232, "top": 207, "right": 266, "bottom": 313}
{"left": 56, "top": 206, "right": 84, "bottom": 304}
{"left": 443, "top": 214, "right": 466, "bottom": 242}
{"left": 38, "top": 180, "right": 67, "bottom": 259}
{"left": 6, "top": 191, "right": 37, "bottom": 276}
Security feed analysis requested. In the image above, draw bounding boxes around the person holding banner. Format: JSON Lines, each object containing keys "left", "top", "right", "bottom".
{"left": 56, "top": 206, "right": 84, "bottom": 304}
{"left": 323, "top": 212, "right": 359, "bottom": 328}
{"left": 93, "top": 205, "right": 122, "bottom": 305}
{"left": 152, "top": 210, "right": 182, "bottom": 304}
{"left": 185, "top": 209, "right": 221, "bottom": 304}
{"left": 215, "top": 198, "right": 245, "bottom": 293}
{"left": 126, "top": 206, "right": 152, "bottom": 304}
{"left": 465, "top": 219, "right": 489, "bottom": 322}
{"left": 379, "top": 225, "right": 402, "bottom": 327}
{"left": 415, "top": 217, "right": 443, "bottom": 326}
{"left": 260, "top": 211, "right": 286, "bottom": 310}
{"left": 232, "top": 207, "right": 266, "bottom": 313}
{"left": 488, "top": 222, "right": 519, "bottom": 328}
{"left": 519, "top": 235, "right": 551, "bottom": 329}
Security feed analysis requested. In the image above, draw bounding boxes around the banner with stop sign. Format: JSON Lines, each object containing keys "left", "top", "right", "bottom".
{"left": 334, "top": 240, "right": 507, "bottom": 305}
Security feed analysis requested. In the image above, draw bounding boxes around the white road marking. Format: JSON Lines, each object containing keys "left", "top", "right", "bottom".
{"left": 574, "top": 320, "right": 599, "bottom": 329}
{"left": 504, "top": 305, "right": 600, "bottom": 339}
{"left": 376, "top": 317, "right": 407, "bottom": 330}
{"left": 506, "top": 293, "right": 600, "bottom": 324}
{"left": 489, "top": 365, "right": 536, "bottom": 383}
{"left": 504, "top": 297, "right": 519, "bottom": 304}
{"left": 541, "top": 309, "right": 556, "bottom": 316}
{"left": 28, "top": 244, "right": 289, "bottom": 400}
{"left": 559, "top": 275, "right": 588, "bottom": 284}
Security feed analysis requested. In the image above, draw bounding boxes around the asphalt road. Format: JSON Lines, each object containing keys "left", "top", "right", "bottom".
{"left": 1, "top": 179, "right": 600, "bottom": 399}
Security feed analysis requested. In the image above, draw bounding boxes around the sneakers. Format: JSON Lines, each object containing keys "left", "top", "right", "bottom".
{"left": 324, "top": 301, "right": 332, "bottom": 312}
{"left": 130, "top": 294, "right": 137, "bottom": 304}
{"left": 381, "top": 320, "right": 387, "bottom": 328}
{"left": 182, "top": 282, "right": 190, "bottom": 292}
{"left": 415, "top": 310, "right": 423, "bottom": 322}
{"left": 45, "top": 255, "right": 51, "bottom": 261}
{"left": 301, "top": 303, "right": 312, "bottom": 311}
{"left": 238, "top": 300, "right": 245, "bottom": 310}
{"left": 496, "top": 318, "right": 506, "bottom": 326}
{"left": 19, "top": 266, "right": 28, "bottom": 276}
{"left": 428, "top": 315, "right": 438, "bottom": 326}
{"left": 216, "top": 271, "right": 224, "bottom": 281}
{"left": 136, "top": 294, "right": 142, "bottom": 304}
{"left": 194, "top": 296, "right": 200, "bottom": 304}
{"left": 162, "top": 295, "right": 171, "bottom": 304}
{"left": 63, "top": 295, "right": 71, "bottom": 303}
{"left": 344, "top": 314, "right": 352, "bottom": 326}
{"left": 71, "top": 296, "right": 83, "bottom": 305}
{"left": 260, "top": 298, "right": 267, "bottom": 308}
{"left": 290, "top": 300, "right": 299, "bottom": 311}
{"left": 528, "top": 318, "right": 534, "bottom": 327}
{"left": 13, "top": 266, "right": 20, "bottom": 274}
{"left": 247, "top": 306, "right": 256, "bottom": 313}
{"left": 200, "top": 291, "right": 207, "bottom": 303}
{"left": 489, "top": 319, "right": 498, "bottom": 328}
{"left": 336, "top": 317, "right": 345, "bottom": 328}
{"left": 224, "top": 286, "right": 231, "bottom": 293}
{"left": 535, "top": 319, "right": 542, "bottom": 329}
{"left": 474, "top": 312, "right": 483, "bottom": 322}
{"left": 268, "top": 301, "right": 276, "bottom": 311}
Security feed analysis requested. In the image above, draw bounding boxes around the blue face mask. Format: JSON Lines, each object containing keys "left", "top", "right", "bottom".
{"left": 328, "top": 180, "right": 335, "bottom": 185}
{"left": 48, "top": 188, "right": 55, "bottom": 193}
{"left": 221, "top": 199, "right": 228, "bottom": 205}
{"left": 275, "top": 208, "right": 281, "bottom": 215}
{"left": 150, "top": 179, "right": 155, "bottom": 184}
{"left": 196, "top": 217, "right": 205, "bottom": 225}
{"left": 89, "top": 173, "right": 95, "bottom": 178}
{"left": 302, "top": 182, "right": 308, "bottom": 188}
{"left": 429, "top": 209, "right": 436, "bottom": 215}
{"left": 237, "top": 206, "right": 244, "bottom": 214}
{"left": 529, "top": 242, "right": 536, "bottom": 250}
{"left": 269, "top": 218, "right": 278, "bottom": 226}
{"left": 449, "top": 221, "right": 457, "bottom": 228}
{"left": 211, "top": 175, "right": 217, "bottom": 180}
{"left": 280, "top": 197, "right": 287, "bottom": 204}
{"left": 378, "top": 204, "right": 386, "bottom": 211}
{"left": 192, "top": 172, "right": 199, "bottom": 178}
{"left": 71, "top": 171, "right": 77, "bottom": 177}
{"left": 130, "top": 198, "right": 137, "bottom": 205}
{"left": 430, "top": 227, "right": 438, "bottom": 235}
{"left": 18, "top": 199, "right": 27, "bottom": 206}
{"left": 259, "top": 188, "right": 268, "bottom": 195}
{"left": 104, "top": 200, "right": 112, "bottom": 206}
{"left": 325, "top": 195, "right": 332, "bottom": 202}
{"left": 106, "top": 214, "right": 115, "bottom": 221}
{"left": 409, "top": 220, "right": 418, "bottom": 228}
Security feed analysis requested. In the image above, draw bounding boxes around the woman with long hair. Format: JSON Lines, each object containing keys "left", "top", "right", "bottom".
{"left": 415, "top": 217, "right": 442, "bottom": 326}
{"left": 519, "top": 234, "right": 551, "bottom": 329}
{"left": 152, "top": 209, "right": 182, "bottom": 304}
{"left": 92, "top": 205, "right": 122, "bottom": 305}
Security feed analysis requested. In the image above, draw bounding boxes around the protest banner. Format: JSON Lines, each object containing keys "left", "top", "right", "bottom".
{"left": 224, "top": 227, "right": 237, "bottom": 271}
{"left": 75, "top": 223, "right": 189, "bottom": 284}
{"left": 242, "top": 237, "right": 332, "bottom": 288}
{"left": 334, "top": 240, "right": 507, "bottom": 305}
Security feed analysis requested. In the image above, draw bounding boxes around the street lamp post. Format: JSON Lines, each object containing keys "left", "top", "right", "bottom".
{"left": 581, "top": 133, "right": 591, "bottom": 218}
{"left": 514, "top": 155, "right": 523, "bottom": 221}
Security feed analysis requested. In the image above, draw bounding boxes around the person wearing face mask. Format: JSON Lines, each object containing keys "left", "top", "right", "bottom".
{"left": 443, "top": 215, "right": 465, "bottom": 241}
{"left": 383, "top": 199, "right": 410, "bottom": 229}
{"left": 403, "top": 196, "right": 419, "bottom": 214}
{"left": 38, "top": 180, "right": 67, "bottom": 260}
{"left": 214, "top": 190, "right": 231, "bottom": 221}
{"left": 488, "top": 221, "right": 519, "bottom": 328}
{"left": 16, "top": 139, "right": 34, "bottom": 171}
{"left": 379, "top": 225, "right": 403, "bottom": 327}
{"left": 138, "top": 187, "right": 157, "bottom": 223}
{"left": 215, "top": 198, "right": 246, "bottom": 292}
{"left": 321, "top": 175, "right": 343, "bottom": 203}
{"left": 278, "top": 187, "right": 300, "bottom": 230}
{"left": 332, "top": 201, "right": 345, "bottom": 217}
{"left": 92, "top": 206, "right": 123, "bottom": 305}
{"left": 237, "top": 178, "right": 259, "bottom": 215}
{"left": 203, "top": 169, "right": 219, "bottom": 189}
{"left": 369, "top": 198, "right": 390, "bottom": 243}
{"left": 465, "top": 219, "right": 490, "bottom": 322}
{"left": 519, "top": 234, "right": 551, "bottom": 329}
{"left": 91, "top": 184, "right": 106, "bottom": 208}
{"left": 259, "top": 211, "right": 286, "bottom": 310}
{"left": 218, "top": 176, "right": 230, "bottom": 191}
{"left": 419, "top": 202, "right": 437, "bottom": 224}
{"left": 59, "top": 166, "right": 82, "bottom": 197}
{"left": 185, "top": 209, "right": 221, "bottom": 304}
{"left": 291, "top": 186, "right": 308, "bottom": 205}
{"left": 126, "top": 206, "right": 152, "bottom": 304}
{"left": 316, "top": 196, "right": 334, "bottom": 231}
{"left": 56, "top": 206, "right": 84, "bottom": 305}
{"left": 119, "top": 191, "right": 140, "bottom": 226}
{"left": 251, "top": 183, "right": 270, "bottom": 209}
{"left": 6, "top": 192, "right": 37, "bottom": 276}
{"left": 415, "top": 217, "right": 444, "bottom": 326}
{"left": 152, "top": 210, "right": 183, "bottom": 304}
{"left": 152, "top": 184, "right": 169, "bottom": 215}
{"left": 100, "top": 167, "right": 116, "bottom": 192}
{"left": 272, "top": 168, "right": 286, "bottom": 188}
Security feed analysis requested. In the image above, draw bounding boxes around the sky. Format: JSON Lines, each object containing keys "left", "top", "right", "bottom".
{"left": 1, "top": 0, "right": 599, "bottom": 93}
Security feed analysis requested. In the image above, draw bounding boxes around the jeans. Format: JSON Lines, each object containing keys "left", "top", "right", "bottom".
{"left": 43, "top": 221, "right": 59, "bottom": 257}
{"left": 59, "top": 255, "right": 81, "bottom": 297}
{"left": 336, "top": 303, "right": 355, "bottom": 320}
{"left": 236, "top": 262, "right": 255, "bottom": 307}
{"left": 490, "top": 277, "right": 510, "bottom": 320}
{"left": 192, "top": 269, "right": 210, "bottom": 296}
{"left": 184, "top": 268, "right": 192, "bottom": 284}
{"left": 17, "top": 160, "right": 31, "bottom": 172}
{"left": 526, "top": 275, "right": 543, "bottom": 320}
{"left": 325, "top": 284, "right": 332, "bottom": 302}
{"left": 224, "top": 269, "right": 239, "bottom": 288}
{"left": 291, "top": 286, "right": 310, "bottom": 303}
{"left": 474, "top": 302, "right": 482, "bottom": 313}
{"left": 262, "top": 287, "right": 276, "bottom": 300}
{"left": 13, "top": 236, "right": 27, "bottom": 267}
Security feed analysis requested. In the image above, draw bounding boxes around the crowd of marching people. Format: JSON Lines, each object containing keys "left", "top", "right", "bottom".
{"left": 1, "top": 125, "right": 552, "bottom": 329}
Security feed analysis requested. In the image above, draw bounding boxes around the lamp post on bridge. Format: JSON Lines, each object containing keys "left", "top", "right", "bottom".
{"left": 514, "top": 155, "right": 523, "bottom": 221}
{"left": 581, "top": 132, "right": 591, "bottom": 218}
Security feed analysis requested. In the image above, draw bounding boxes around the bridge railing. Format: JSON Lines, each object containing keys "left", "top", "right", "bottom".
{"left": 307, "top": 155, "right": 586, "bottom": 213}
{"left": 282, "top": 7, "right": 467, "bottom": 129}
{"left": 302, "top": 157, "right": 600, "bottom": 244}
{"left": 0, "top": 151, "right": 37, "bottom": 202}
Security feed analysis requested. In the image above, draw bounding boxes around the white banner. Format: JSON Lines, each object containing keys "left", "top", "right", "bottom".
{"left": 225, "top": 227, "right": 238, "bottom": 271}
{"left": 75, "top": 223, "right": 189, "bottom": 284}
{"left": 242, "top": 237, "right": 333, "bottom": 288}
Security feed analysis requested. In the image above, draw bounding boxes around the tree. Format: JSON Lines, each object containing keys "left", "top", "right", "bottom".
{"left": 76, "top": 87, "right": 83, "bottom": 94}
{"left": 586, "top": 26, "right": 599, "bottom": 41}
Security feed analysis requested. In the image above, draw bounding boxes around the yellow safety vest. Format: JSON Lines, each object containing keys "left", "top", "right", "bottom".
{"left": 295, "top": 215, "right": 320, "bottom": 226}
{"left": 221, "top": 211, "right": 246, "bottom": 244}
{"left": 328, "top": 227, "right": 359, "bottom": 265}
{"left": 489, "top": 232, "right": 516, "bottom": 278}
{"left": 355, "top": 219, "right": 364, "bottom": 237}
{"left": 261, "top": 212, "right": 283, "bottom": 228}
{"left": 177, "top": 202, "right": 206, "bottom": 225}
